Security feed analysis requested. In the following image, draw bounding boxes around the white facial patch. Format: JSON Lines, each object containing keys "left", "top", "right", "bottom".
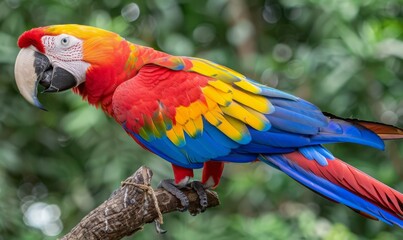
{"left": 41, "top": 34, "right": 90, "bottom": 85}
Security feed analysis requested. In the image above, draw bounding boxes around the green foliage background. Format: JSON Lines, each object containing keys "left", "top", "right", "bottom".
{"left": 0, "top": 0, "right": 402, "bottom": 239}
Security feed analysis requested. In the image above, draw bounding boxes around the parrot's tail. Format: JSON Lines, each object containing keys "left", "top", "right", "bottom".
{"left": 260, "top": 150, "right": 403, "bottom": 227}
{"left": 323, "top": 112, "right": 403, "bottom": 140}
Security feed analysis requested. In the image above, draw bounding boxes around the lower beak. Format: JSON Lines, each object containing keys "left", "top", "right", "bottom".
{"left": 14, "top": 48, "right": 78, "bottom": 110}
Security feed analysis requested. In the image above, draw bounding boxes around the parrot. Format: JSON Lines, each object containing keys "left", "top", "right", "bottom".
{"left": 14, "top": 24, "right": 403, "bottom": 227}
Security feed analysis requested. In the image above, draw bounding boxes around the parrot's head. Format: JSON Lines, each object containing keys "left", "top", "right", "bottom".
{"left": 14, "top": 24, "right": 132, "bottom": 110}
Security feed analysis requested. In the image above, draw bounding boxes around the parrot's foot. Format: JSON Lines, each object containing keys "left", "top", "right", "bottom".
{"left": 158, "top": 179, "right": 209, "bottom": 213}
{"left": 158, "top": 179, "right": 189, "bottom": 211}
{"left": 190, "top": 181, "right": 208, "bottom": 213}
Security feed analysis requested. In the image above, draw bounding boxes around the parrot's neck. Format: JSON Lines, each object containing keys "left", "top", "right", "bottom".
{"left": 73, "top": 41, "right": 169, "bottom": 116}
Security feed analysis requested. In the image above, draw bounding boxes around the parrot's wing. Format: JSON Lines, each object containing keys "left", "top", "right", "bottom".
{"left": 112, "top": 56, "right": 384, "bottom": 167}
{"left": 113, "top": 56, "right": 276, "bottom": 167}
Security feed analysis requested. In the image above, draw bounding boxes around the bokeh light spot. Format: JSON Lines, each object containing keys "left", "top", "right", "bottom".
{"left": 227, "top": 20, "right": 254, "bottom": 46}
{"left": 263, "top": 4, "right": 281, "bottom": 24}
{"left": 193, "top": 24, "right": 216, "bottom": 44}
{"left": 273, "top": 43, "right": 293, "bottom": 62}
{"left": 162, "top": 34, "right": 194, "bottom": 56}
{"left": 23, "top": 202, "right": 63, "bottom": 236}
{"left": 261, "top": 69, "right": 279, "bottom": 87}
{"left": 121, "top": 3, "right": 140, "bottom": 22}
{"left": 381, "top": 110, "right": 398, "bottom": 125}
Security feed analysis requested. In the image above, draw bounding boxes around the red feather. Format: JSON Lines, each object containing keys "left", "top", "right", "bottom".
{"left": 202, "top": 161, "right": 225, "bottom": 188}
{"left": 112, "top": 64, "right": 210, "bottom": 132}
{"left": 284, "top": 151, "right": 403, "bottom": 216}
{"left": 172, "top": 164, "right": 194, "bottom": 185}
{"left": 18, "top": 28, "right": 46, "bottom": 53}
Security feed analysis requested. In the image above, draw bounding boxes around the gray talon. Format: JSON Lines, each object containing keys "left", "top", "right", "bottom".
{"left": 158, "top": 179, "right": 189, "bottom": 211}
{"left": 154, "top": 220, "right": 167, "bottom": 234}
{"left": 190, "top": 181, "right": 208, "bottom": 212}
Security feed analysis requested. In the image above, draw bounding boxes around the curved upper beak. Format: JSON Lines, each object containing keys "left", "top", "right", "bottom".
{"left": 14, "top": 48, "right": 45, "bottom": 109}
{"left": 14, "top": 47, "right": 78, "bottom": 110}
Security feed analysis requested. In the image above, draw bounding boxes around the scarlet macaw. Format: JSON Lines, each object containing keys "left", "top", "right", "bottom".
{"left": 14, "top": 25, "right": 403, "bottom": 227}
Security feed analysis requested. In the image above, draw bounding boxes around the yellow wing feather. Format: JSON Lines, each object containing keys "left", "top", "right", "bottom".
{"left": 175, "top": 106, "right": 190, "bottom": 125}
{"left": 202, "top": 86, "right": 232, "bottom": 106}
{"left": 213, "top": 113, "right": 251, "bottom": 144}
{"left": 208, "top": 80, "right": 233, "bottom": 93}
{"left": 184, "top": 119, "right": 198, "bottom": 137}
{"left": 233, "top": 80, "right": 261, "bottom": 94}
{"left": 188, "top": 58, "right": 243, "bottom": 83}
{"left": 221, "top": 102, "right": 271, "bottom": 131}
{"left": 231, "top": 88, "right": 272, "bottom": 114}
{"left": 193, "top": 116, "right": 204, "bottom": 133}
{"left": 166, "top": 124, "right": 185, "bottom": 146}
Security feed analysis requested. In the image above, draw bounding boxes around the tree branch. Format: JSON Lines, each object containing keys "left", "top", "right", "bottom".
{"left": 61, "top": 166, "right": 220, "bottom": 240}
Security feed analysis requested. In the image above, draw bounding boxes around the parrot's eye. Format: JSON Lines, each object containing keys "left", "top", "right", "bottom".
{"left": 61, "top": 37, "right": 70, "bottom": 46}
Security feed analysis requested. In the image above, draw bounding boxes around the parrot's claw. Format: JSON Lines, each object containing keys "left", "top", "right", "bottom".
{"left": 158, "top": 179, "right": 189, "bottom": 211}
{"left": 190, "top": 181, "right": 208, "bottom": 212}
{"left": 154, "top": 220, "right": 167, "bottom": 234}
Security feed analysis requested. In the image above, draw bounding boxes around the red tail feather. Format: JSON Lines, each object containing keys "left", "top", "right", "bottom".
{"left": 285, "top": 152, "right": 403, "bottom": 217}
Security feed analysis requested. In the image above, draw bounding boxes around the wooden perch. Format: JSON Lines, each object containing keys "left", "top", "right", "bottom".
{"left": 61, "top": 166, "right": 220, "bottom": 240}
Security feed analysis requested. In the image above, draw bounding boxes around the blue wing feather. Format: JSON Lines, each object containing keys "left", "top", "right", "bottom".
{"left": 267, "top": 115, "right": 320, "bottom": 135}
{"left": 249, "top": 128, "right": 311, "bottom": 147}
{"left": 315, "top": 119, "right": 385, "bottom": 149}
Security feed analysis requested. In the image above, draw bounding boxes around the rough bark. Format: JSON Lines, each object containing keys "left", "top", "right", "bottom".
{"left": 61, "top": 166, "right": 220, "bottom": 240}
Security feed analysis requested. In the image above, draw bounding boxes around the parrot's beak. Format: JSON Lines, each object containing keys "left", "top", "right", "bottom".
{"left": 14, "top": 47, "right": 78, "bottom": 110}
